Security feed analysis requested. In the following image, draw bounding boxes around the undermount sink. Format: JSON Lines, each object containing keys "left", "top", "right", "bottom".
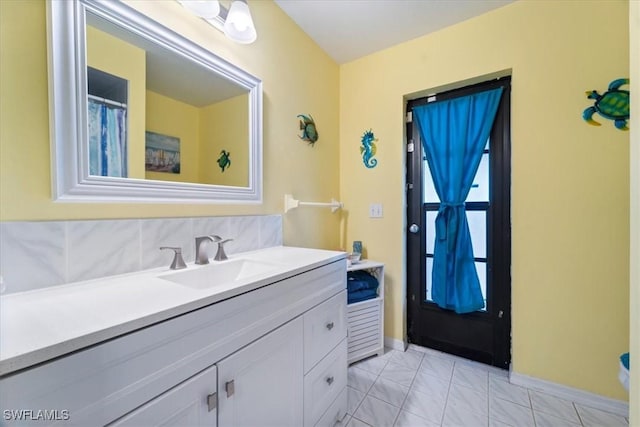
{"left": 159, "top": 259, "right": 280, "bottom": 290}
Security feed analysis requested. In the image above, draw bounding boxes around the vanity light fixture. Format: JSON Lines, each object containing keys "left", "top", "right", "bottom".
{"left": 179, "top": 0, "right": 257, "bottom": 44}
{"left": 178, "top": 0, "right": 220, "bottom": 19}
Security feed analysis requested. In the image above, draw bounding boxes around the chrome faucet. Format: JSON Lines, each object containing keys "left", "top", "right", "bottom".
{"left": 159, "top": 246, "right": 187, "bottom": 270}
{"left": 195, "top": 235, "right": 221, "bottom": 265}
{"left": 210, "top": 235, "right": 233, "bottom": 261}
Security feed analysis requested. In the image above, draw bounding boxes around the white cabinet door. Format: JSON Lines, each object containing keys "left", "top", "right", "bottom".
{"left": 217, "top": 317, "right": 303, "bottom": 427}
{"left": 108, "top": 365, "right": 217, "bottom": 427}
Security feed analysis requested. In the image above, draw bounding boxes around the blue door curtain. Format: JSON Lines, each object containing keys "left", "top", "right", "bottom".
{"left": 414, "top": 87, "right": 503, "bottom": 314}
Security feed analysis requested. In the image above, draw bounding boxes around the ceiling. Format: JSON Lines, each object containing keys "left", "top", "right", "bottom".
{"left": 273, "top": 0, "right": 516, "bottom": 64}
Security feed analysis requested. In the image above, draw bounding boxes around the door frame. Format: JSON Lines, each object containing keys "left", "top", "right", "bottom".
{"left": 405, "top": 76, "right": 512, "bottom": 368}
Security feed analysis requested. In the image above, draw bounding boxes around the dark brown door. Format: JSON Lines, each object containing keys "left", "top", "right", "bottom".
{"left": 406, "top": 77, "right": 511, "bottom": 368}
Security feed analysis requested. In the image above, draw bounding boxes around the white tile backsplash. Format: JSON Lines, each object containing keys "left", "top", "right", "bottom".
{"left": 0, "top": 221, "right": 66, "bottom": 293}
{"left": 227, "top": 216, "right": 261, "bottom": 254}
{"left": 192, "top": 216, "right": 231, "bottom": 240}
{"left": 0, "top": 215, "right": 282, "bottom": 294}
{"left": 260, "top": 215, "right": 283, "bottom": 248}
{"left": 67, "top": 220, "right": 141, "bottom": 283}
{"left": 141, "top": 218, "right": 193, "bottom": 269}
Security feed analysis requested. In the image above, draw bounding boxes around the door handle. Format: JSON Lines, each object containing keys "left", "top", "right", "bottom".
{"left": 409, "top": 224, "right": 420, "bottom": 234}
{"left": 207, "top": 392, "right": 217, "bottom": 412}
{"left": 225, "top": 380, "right": 235, "bottom": 398}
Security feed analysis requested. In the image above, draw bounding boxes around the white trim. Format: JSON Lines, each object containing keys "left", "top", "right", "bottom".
{"left": 510, "top": 371, "right": 629, "bottom": 417}
{"left": 384, "top": 336, "right": 407, "bottom": 352}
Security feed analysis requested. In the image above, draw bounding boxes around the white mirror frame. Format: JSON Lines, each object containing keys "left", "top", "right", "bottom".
{"left": 47, "top": 0, "right": 262, "bottom": 203}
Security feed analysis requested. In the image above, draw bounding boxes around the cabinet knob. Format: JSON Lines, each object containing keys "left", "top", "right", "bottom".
{"left": 326, "top": 322, "right": 334, "bottom": 331}
{"left": 326, "top": 376, "right": 334, "bottom": 385}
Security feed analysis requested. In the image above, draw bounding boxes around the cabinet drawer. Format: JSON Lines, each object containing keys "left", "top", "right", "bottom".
{"left": 314, "top": 386, "right": 347, "bottom": 427}
{"left": 304, "top": 290, "right": 347, "bottom": 372}
{"left": 304, "top": 339, "right": 347, "bottom": 427}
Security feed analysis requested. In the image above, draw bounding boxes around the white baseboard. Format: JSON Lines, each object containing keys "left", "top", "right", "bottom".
{"left": 384, "top": 336, "right": 406, "bottom": 351}
{"left": 510, "top": 372, "right": 629, "bottom": 417}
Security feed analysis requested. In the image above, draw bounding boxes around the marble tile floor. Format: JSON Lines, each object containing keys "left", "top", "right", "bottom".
{"left": 340, "top": 345, "right": 629, "bottom": 427}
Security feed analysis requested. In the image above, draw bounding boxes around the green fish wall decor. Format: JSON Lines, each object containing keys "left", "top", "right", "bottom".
{"left": 360, "top": 129, "right": 378, "bottom": 168}
{"left": 297, "top": 114, "right": 318, "bottom": 145}
{"left": 583, "top": 78, "right": 630, "bottom": 130}
{"left": 217, "top": 150, "right": 231, "bottom": 172}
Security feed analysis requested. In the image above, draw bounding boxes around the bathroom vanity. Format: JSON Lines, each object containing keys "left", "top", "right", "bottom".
{"left": 0, "top": 247, "right": 347, "bottom": 427}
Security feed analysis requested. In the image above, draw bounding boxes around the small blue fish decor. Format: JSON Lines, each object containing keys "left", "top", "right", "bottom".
{"left": 360, "top": 129, "right": 378, "bottom": 168}
{"left": 217, "top": 150, "right": 231, "bottom": 172}
{"left": 583, "top": 78, "right": 630, "bottom": 130}
{"left": 297, "top": 114, "right": 318, "bottom": 145}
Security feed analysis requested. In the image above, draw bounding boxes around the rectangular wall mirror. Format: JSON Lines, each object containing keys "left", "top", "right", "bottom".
{"left": 47, "top": 0, "right": 262, "bottom": 203}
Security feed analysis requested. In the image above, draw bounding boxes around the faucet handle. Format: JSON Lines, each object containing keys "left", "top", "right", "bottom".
{"left": 213, "top": 238, "right": 233, "bottom": 261}
{"left": 160, "top": 246, "right": 187, "bottom": 270}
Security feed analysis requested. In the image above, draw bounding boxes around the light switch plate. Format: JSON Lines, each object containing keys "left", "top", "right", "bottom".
{"left": 369, "top": 203, "right": 383, "bottom": 218}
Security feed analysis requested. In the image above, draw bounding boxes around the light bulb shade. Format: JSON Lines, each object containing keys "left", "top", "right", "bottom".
{"left": 224, "top": 0, "right": 257, "bottom": 44}
{"left": 179, "top": 0, "right": 220, "bottom": 19}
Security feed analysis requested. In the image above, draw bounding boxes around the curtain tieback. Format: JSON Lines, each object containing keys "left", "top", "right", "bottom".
{"left": 436, "top": 202, "right": 465, "bottom": 253}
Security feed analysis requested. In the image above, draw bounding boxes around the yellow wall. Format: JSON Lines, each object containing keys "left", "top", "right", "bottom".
{"left": 339, "top": 0, "right": 630, "bottom": 400}
{"left": 145, "top": 91, "right": 248, "bottom": 186}
{"left": 200, "top": 93, "right": 249, "bottom": 187}
{"left": 145, "top": 90, "right": 200, "bottom": 183}
{"left": 86, "top": 26, "right": 146, "bottom": 179}
{"left": 0, "top": 0, "right": 341, "bottom": 250}
{"left": 629, "top": 1, "right": 639, "bottom": 423}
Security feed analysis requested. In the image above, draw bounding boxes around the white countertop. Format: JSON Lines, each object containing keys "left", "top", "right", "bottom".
{"left": 0, "top": 246, "right": 346, "bottom": 376}
{"left": 347, "top": 259, "right": 384, "bottom": 271}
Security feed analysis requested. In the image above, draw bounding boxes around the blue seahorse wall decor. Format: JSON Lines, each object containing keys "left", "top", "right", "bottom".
{"left": 360, "top": 129, "right": 378, "bottom": 168}
{"left": 583, "top": 78, "right": 630, "bottom": 130}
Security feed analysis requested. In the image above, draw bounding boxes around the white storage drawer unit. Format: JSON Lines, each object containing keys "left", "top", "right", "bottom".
{"left": 346, "top": 260, "right": 384, "bottom": 365}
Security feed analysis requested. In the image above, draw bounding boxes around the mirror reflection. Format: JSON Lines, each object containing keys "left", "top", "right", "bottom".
{"left": 85, "top": 12, "right": 249, "bottom": 187}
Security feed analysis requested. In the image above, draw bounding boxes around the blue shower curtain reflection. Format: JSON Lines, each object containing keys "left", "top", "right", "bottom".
{"left": 414, "top": 88, "right": 503, "bottom": 314}
{"left": 88, "top": 99, "right": 127, "bottom": 177}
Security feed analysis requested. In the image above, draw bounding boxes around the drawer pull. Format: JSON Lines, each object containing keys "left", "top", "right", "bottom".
{"left": 326, "top": 376, "right": 334, "bottom": 385}
{"left": 225, "top": 380, "right": 235, "bottom": 398}
{"left": 326, "top": 322, "right": 334, "bottom": 331}
{"left": 207, "top": 392, "right": 217, "bottom": 412}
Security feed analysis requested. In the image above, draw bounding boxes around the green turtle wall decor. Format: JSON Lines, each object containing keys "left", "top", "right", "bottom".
{"left": 360, "top": 129, "right": 378, "bottom": 168}
{"left": 297, "top": 114, "right": 318, "bottom": 145}
{"left": 582, "top": 78, "right": 630, "bottom": 130}
{"left": 217, "top": 150, "right": 231, "bottom": 172}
